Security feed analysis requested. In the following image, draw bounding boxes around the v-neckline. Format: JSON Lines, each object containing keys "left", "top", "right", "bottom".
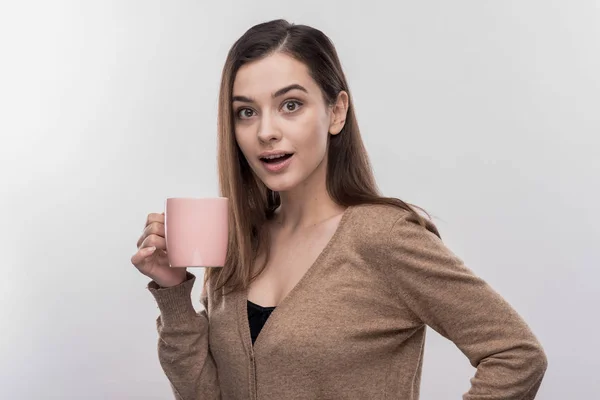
{"left": 239, "top": 205, "right": 354, "bottom": 352}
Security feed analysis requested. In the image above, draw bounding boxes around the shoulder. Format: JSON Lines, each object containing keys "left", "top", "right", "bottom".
{"left": 349, "top": 203, "right": 422, "bottom": 233}
{"left": 344, "top": 203, "right": 411, "bottom": 247}
{"left": 346, "top": 203, "right": 441, "bottom": 250}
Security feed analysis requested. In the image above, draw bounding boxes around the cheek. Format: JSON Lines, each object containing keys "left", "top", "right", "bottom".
{"left": 234, "top": 129, "right": 252, "bottom": 157}
{"left": 296, "top": 117, "right": 329, "bottom": 158}
{"left": 288, "top": 108, "right": 329, "bottom": 146}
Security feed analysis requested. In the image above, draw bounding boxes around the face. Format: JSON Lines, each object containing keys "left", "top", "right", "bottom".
{"left": 232, "top": 52, "right": 347, "bottom": 193}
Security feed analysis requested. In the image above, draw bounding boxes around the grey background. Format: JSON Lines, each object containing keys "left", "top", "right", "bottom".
{"left": 1, "top": 1, "right": 598, "bottom": 399}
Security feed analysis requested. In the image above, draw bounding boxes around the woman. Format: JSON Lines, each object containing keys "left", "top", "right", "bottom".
{"left": 131, "top": 19, "right": 547, "bottom": 399}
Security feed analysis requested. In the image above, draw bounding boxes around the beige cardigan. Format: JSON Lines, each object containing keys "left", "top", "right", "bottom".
{"left": 147, "top": 204, "right": 547, "bottom": 399}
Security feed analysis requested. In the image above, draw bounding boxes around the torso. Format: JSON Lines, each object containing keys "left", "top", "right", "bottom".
{"left": 247, "top": 209, "right": 346, "bottom": 307}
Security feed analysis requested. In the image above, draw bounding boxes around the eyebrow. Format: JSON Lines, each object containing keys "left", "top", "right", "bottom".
{"left": 232, "top": 84, "right": 308, "bottom": 103}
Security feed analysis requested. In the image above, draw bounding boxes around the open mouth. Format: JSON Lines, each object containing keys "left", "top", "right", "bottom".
{"left": 260, "top": 153, "right": 293, "bottom": 164}
{"left": 259, "top": 153, "right": 295, "bottom": 172}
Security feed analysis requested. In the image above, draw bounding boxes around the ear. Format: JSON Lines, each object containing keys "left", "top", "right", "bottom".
{"left": 328, "top": 91, "right": 349, "bottom": 135}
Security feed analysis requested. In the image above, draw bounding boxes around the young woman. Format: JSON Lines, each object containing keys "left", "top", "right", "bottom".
{"left": 131, "top": 19, "right": 547, "bottom": 399}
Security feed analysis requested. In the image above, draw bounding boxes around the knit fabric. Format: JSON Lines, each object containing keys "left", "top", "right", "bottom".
{"left": 147, "top": 204, "right": 547, "bottom": 399}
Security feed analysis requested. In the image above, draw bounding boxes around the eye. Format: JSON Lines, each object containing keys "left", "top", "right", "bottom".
{"left": 282, "top": 100, "right": 303, "bottom": 113}
{"left": 236, "top": 108, "right": 255, "bottom": 120}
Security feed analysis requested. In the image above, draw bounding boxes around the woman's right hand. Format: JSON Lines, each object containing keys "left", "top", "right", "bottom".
{"left": 130, "top": 212, "right": 187, "bottom": 288}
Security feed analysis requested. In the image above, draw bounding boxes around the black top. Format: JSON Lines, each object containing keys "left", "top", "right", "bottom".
{"left": 247, "top": 300, "right": 276, "bottom": 345}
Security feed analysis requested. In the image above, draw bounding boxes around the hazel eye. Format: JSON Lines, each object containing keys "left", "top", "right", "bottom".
{"left": 282, "top": 100, "right": 302, "bottom": 113}
{"left": 237, "top": 108, "right": 255, "bottom": 119}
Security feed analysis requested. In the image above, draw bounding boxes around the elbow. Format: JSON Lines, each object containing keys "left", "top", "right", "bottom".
{"left": 527, "top": 340, "right": 548, "bottom": 380}
{"left": 534, "top": 345, "right": 548, "bottom": 375}
{"left": 521, "top": 344, "right": 548, "bottom": 399}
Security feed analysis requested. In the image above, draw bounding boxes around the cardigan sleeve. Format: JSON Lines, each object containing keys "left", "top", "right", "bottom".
{"left": 147, "top": 272, "right": 221, "bottom": 400}
{"left": 381, "top": 212, "right": 548, "bottom": 399}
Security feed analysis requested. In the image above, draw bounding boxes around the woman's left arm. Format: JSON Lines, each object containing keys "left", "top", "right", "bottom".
{"left": 380, "top": 212, "right": 548, "bottom": 400}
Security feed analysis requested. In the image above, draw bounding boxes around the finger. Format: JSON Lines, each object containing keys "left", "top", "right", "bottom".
{"left": 130, "top": 246, "right": 156, "bottom": 267}
{"left": 140, "top": 234, "right": 167, "bottom": 252}
{"left": 145, "top": 212, "right": 165, "bottom": 228}
{"left": 137, "top": 221, "right": 166, "bottom": 249}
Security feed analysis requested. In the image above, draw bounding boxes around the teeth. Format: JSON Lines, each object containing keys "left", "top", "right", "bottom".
{"left": 263, "top": 154, "right": 287, "bottom": 160}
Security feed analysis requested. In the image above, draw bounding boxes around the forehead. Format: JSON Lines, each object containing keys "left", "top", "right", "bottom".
{"left": 232, "top": 52, "right": 317, "bottom": 97}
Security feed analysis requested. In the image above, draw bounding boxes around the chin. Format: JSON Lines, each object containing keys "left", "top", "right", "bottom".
{"left": 263, "top": 181, "right": 295, "bottom": 193}
{"left": 260, "top": 175, "right": 299, "bottom": 193}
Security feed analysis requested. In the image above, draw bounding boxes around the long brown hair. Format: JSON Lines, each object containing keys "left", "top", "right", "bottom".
{"left": 205, "top": 19, "right": 440, "bottom": 295}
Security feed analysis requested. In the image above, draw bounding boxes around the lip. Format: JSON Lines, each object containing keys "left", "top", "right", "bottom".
{"left": 260, "top": 153, "right": 294, "bottom": 173}
{"left": 258, "top": 150, "right": 294, "bottom": 159}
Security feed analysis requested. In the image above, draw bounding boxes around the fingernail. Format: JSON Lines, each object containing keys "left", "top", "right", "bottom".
{"left": 148, "top": 246, "right": 156, "bottom": 253}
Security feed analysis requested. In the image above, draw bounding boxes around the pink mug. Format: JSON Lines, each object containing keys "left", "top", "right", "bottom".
{"left": 164, "top": 197, "right": 229, "bottom": 268}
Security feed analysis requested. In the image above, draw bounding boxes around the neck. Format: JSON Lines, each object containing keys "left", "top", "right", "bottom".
{"left": 275, "top": 191, "right": 345, "bottom": 232}
{"left": 273, "top": 161, "right": 346, "bottom": 232}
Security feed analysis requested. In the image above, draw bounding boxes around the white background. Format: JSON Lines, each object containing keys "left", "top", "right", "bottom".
{"left": 1, "top": 1, "right": 598, "bottom": 399}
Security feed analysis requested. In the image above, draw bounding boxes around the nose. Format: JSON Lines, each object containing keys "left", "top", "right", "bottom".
{"left": 257, "top": 113, "right": 282, "bottom": 143}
